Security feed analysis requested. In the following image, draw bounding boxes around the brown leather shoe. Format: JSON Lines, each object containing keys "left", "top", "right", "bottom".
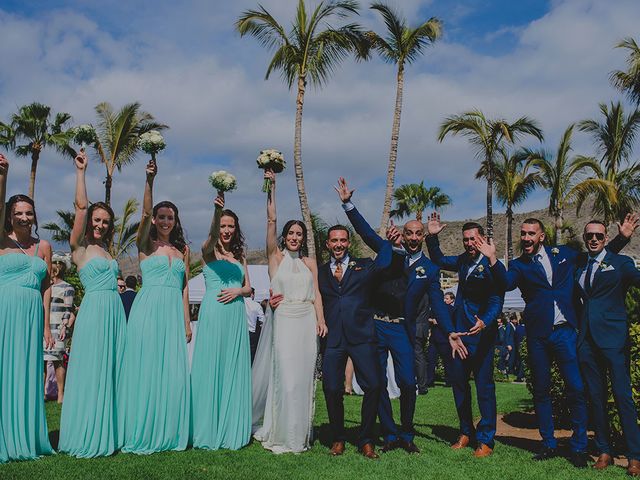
{"left": 360, "top": 443, "right": 379, "bottom": 459}
{"left": 330, "top": 441, "right": 345, "bottom": 456}
{"left": 474, "top": 443, "right": 493, "bottom": 458}
{"left": 593, "top": 453, "right": 613, "bottom": 470}
{"left": 628, "top": 459, "right": 640, "bottom": 476}
{"left": 451, "top": 434, "right": 470, "bottom": 450}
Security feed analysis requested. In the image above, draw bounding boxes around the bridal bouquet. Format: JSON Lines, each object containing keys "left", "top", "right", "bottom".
{"left": 73, "top": 124, "right": 97, "bottom": 150}
{"left": 209, "top": 170, "right": 237, "bottom": 192}
{"left": 139, "top": 131, "right": 166, "bottom": 158}
{"left": 256, "top": 149, "right": 285, "bottom": 193}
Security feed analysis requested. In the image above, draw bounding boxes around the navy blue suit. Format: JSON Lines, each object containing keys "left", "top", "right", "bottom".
{"left": 491, "top": 237, "right": 627, "bottom": 453}
{"left": 319, "top": 242, "right": 392, "bottom": 447}
{"left": 346, "top": 205, "right": 453, "bottom": 443}
{"left": 575, "top": 251, "right": 640, "bottom": 460}
{"left": 426, "top": 235, "right": 503, "bottom": 448}
{"left": 120, "top": 290, "right": 136, "bottom": 321}
{"left": 425, "top": 304, "right": 453, "bottom": 387}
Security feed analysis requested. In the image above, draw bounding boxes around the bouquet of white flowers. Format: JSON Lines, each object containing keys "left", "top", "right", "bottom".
{"left": 256, "top": 149, "right": 285, "bottom": 193}
{"left": 73, "top": 124, "right": 97, "bottom": 150}
{"left": 139, "top": 131, "right": 166, "bottom": 157}
{"left": 209, "top": 170, "right": 237, "bottom": 192}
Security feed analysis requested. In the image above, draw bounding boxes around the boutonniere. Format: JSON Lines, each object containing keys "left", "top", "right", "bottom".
{"left": 348, "top": 261, "right": 357, "bottom": 269}
{"left": 415, "top": 266, "right": 426, "bottom": 276}
{"left": 599, "top": 262, "right": 611, "bottom": 271}
{"left": 551, "top": 247, "right": 559, "bottom": 255}
{"left": 476, "top": 265, "right": 484, "bottom": 273}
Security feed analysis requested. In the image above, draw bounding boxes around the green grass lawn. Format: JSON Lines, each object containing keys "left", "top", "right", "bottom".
{"left": 0, "top": 382, "right": 629, "bottom": 479}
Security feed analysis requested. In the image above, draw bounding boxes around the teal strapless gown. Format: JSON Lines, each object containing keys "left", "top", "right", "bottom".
{"left": 118, "top": 256, "right": 190, "bottom": 454}
{"left": 58, "top": 257, "right": 126, "bottom": 458}
{"left": 0, "top": 253, "right": 53, "bottom": 463}
{"left": 190, "top": 260, "right": 251, "bottom": 450}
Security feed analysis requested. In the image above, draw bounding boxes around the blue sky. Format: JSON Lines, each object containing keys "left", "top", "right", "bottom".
{"left": 0, "top": 0, "right": 638, "bottom": 249}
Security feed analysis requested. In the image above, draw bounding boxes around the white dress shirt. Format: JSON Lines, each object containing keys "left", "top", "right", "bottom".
{"left": 466, "top": 254, "right": 484, "bottom": 279}
{"left": 578, "top": 249, "right": 606, "bottom": 290}
{"left": 533, "top": 245, "right": 567, "bottom": 326}
{"left": 330, "top": 254, "right": 350, "bottom": 276}
{"left": 245, "top": 297, "right": 265, "bottom": 333}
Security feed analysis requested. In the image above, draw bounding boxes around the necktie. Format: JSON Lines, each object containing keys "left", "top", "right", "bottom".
{"left": 334, "top": 261, "right": 343, "bottom": 283}
{"left": 533, "top": 254, "right": 547, "bottom": 280}
{"left": 584, "top": 257, "right": 596, "bottom": 292}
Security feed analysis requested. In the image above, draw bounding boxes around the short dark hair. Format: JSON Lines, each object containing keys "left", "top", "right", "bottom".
{"left": 327, "top": 224, "right": 350, "bottom": 238}
{"left": 125, "top": 275, "right": 138, "bottom": 289}
{"left": 584, "top": 220, "right": 607, "bottom": 233}
{"left": 462, "top": 222, "right": 484, "bottom": 235}
{"left": 444, "top": 292, "right": 455, "bottom": 301}
{"left": 522, "top": 218, "right": 545, "bottom": 231}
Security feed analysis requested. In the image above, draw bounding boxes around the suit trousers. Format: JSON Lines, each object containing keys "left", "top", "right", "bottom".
{"left": 322, "top": 341, "right": 381, "bottom": 448}
{"left": 578, "top": 334, "right": 640, "bottom": 460}
{"left": 448, "top": 337, "right": 497, "bottom": 447}
{"left": 527, "top": 325, "right": 587, "bottom": 452}
{"left": 375, "top": 320, "right": 416, "bottom": 442}
{"left": 414, "top": 320, "right": 429, "bottom": 392}
{"left": 426, "top": 338, "right": 451, "bottom": 387}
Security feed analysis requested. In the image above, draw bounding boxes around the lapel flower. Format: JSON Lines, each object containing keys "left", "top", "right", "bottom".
{"left": 348, "top": 261, "right": 357, "bottom": 269}
{"left": 415, "top": 266, "right": 426, "bottom": 276}
{"left": 599, "top": 262, "right": 608, "bottom": 271}
{"left": 551, "top": 247, "right": 559, "bottom": 255}
{"left": 476, "top": 265, "right": 484, "bottom": 273}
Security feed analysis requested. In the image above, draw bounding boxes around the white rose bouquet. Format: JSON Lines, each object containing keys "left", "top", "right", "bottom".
{"left": 73, "top": 124, "right": 97, "bottom": 150}
{"left": 209, "top": 170, "right": 237, "bottom": 192}
{"left": 256, "top": 149, "right": 286, "bottom": 193}
{"left": 139, "top": 131, "right": 166, "bottom": 159}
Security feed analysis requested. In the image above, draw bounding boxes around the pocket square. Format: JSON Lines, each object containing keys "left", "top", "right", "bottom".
{"left": 558, "top": 258, "right": 567, "bottom": 264}
{"left": 600, "top": 265, "right": 615, "bottom": 272}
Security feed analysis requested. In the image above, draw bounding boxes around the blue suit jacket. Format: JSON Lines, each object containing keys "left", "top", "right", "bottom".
{"left": 491, "top": 236, "right": 627, "bottom": 338}
{"left": 575, "top": 251, "right": 640, "bottom": 349}
{"left": 120, "top": 290, "right": 136, "bottom": 320}
{"left": 319, "top": 246, "right": 393, "bottom": 348}
{"left": 345, "top": 206, "right": 453, "bottom": 344}
{"left": 426, "top": 236, "right": 503, "bottom": 347}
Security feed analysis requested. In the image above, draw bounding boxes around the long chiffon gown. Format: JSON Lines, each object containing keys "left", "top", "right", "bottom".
{"left": 58, "top": 257, "right": 126, "bottom": 458}
{"left": 252, "top": 250, "right": 318, "bottom": 453}
{"left": 0, "top": 250, "right": 53, "bottom": 463}
{"left": 118, "top": 256, "right": 190, "bottom": 454}
{"left": 190, "top": 260, "right": 251, "bottom": 450}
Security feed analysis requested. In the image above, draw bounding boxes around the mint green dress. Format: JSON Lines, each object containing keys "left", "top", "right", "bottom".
{"left": 118, "top": 256, "right": 190, "bottom": 454}
{"left": 190, "top": 260, "right": 251, "bottom": 450}
{"left": 58, "top": 257, "right": 126, "bottom": 458}
{"left": 0, "top": 251, "right": 53, "bottom": 463}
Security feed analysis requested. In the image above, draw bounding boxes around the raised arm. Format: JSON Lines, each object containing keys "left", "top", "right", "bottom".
{"left": 425, "top": 212, "right": 459, "bottom": 271}
{"left": 69, "top": 151, "right": 89, "bottom": 252}
{"left": 182, "top": 246, "right": 192, "bottom": 343}
{"left": 136, "top": 159, "right": 157, "bottom": 255}
{"left": 606, "top": 213, "right": 639, "bottom": 254}
{"left": 264, "top": 169, "right": 283, "bottom": 272}
{"left": 303, "top": 257, "right": 328, "bottom": 338}
{"left": 0, "top": 154, "right": 8, "bottom": 243}
{"left": 201, "top": 192, "right": 224, "bottom": 262}
{"left": 475, "top": 234, "right": 521, "bottom": 292}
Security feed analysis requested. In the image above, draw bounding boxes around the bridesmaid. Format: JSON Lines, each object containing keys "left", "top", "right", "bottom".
{"left": 190, "top": 191, "right": 252, "bottom": 450}
{"left": 58, "top": 151, "right": 126, "bottom": 458}
{"left": 118, "top": 159, "right": 191, "bottom": 454}
{"left": 0, "top": 154, "right": 54, "bottom": 463}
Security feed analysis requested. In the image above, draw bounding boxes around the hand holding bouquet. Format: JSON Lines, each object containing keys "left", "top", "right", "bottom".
{"left": 257, "top": 149, "right": 285, "bottom": 193}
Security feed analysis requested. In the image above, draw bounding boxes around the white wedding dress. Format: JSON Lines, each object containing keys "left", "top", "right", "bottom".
{"left": 252, "top": 250, "right": 318, "bottom": 453}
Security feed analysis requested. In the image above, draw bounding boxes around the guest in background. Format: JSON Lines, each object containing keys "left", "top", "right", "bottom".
{"left": 512, "top": 315, "right": 526, "bottom": 382}
{"left": 245, "top": 287, "right": 265, "bottom": 364}
{"left": 117, "top": 277, "right": 125, "bottom": 293}
{"left": 120, "top": 275, "right": 138, "bottom": 320}
{"left": 425, "top": 292, "right": 455, "bottom": 388}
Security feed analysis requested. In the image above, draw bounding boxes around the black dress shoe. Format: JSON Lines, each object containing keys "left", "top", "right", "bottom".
{"left": 399, "top": 439, "right": 420, "bottom": 454}
{"left": 380, "top": 439, "right": 399, "bottom": 453}
{"left": 569, "top": 451, "right": 589, "bottom": 468}
{"left": 532, "top": 447, "right": 557, "bottom": 461}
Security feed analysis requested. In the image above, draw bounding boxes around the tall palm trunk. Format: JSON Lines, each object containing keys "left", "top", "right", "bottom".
{"left": 294, "top": 75, "right": 316, "bottom": 259}
{"left": 486, "top": 154, "right": 494, "bottom": 238}
{"left": 104, "top": 172, "right": 113, "bottom": 206}
{"left": 416, "top": 209, "right": 422, "bottom": 223}
{"left": 28, "top": 149, "right": 40, "bottom": 199}
{"left": 379, "top": 63, "right": 405, "bottom": 233}
{"left": 505, "top": 206, "right": 513, "bottom": 268}
{"left": 554, "top": 211, "right": 563, "bottom": 245}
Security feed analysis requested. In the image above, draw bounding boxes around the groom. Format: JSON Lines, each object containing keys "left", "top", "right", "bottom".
{"left": 317, "top": 222, "right": 394, "bottom": 459}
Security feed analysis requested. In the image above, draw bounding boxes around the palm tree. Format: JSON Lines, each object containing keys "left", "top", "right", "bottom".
{"left": 390, "top": 181, "right": 450, "bottom": 223}
{"left": 365, "top": 3, "right": 442, "bottom": 232}
{"left": 0, "top": 103, "right": 75, "bottom": 199}
{"left": 490, "top": 150, "right": 540, "bottom": 265}
{"left": 577, "top": 102, "right": 640, "bottom": 224}
{"left": 236, "top": 0, "right": 364, "bottom": 259}
{"left": 42, "top": 209, "right": 76, "bottom": 244}
{"left": 90, "top": 102, "right": 167, "bottom": 206}
{"left": 438, "top": 110, "right": 543, "bottom": 238}
{"left": 610, "top": 37, "right": 640, "bottom": 105}
{"left": 529, "top": 125, "right": 612, "bottom": 244}
{"left": 110, "top": 197, "right": 140, "bottom": 259}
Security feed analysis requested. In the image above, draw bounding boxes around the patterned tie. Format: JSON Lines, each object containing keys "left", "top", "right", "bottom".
{"left": 334, "top": 261, "right": 343, "bottom": 283}
{"left": 584, "top": 257, "right": 597, "bottom": 292}
{"left": 533, "top": 253, "right": 547, "bottom": 280}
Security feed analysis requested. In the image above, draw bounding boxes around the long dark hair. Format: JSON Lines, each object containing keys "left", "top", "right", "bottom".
{"left": 150, "top": 201, "right": 188, "bottom": 253}
{"left": 4, "top": 194, "right": 39, "bottom": 237}
{"left": 279, "top": 219, "right": 308, "bottom": 257}
{"left": 216, "top": 209, "right": 245, "bottom": 261}
{"left": 86, "top": 202, "right": 115, "bottom": 247}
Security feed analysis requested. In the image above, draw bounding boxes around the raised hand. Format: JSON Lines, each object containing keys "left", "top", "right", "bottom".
{"left": 386, "top": 220, "right": 402, "bottom": 247}
{"left": 334, "top": 177, "right": 354, "bottom": 203}
{"left": 617, "top": 212, "right": 639, "bottom": 239}
{"left": 0, "top": 153, "right": 8, "bottom": 175}
{"left": 449, "top": 333, "right": 468, "bottom": 359}
{"left": 146, "top": 159, "right": 157, "bottom": 179}
{"left": 214, "top": 191, "right": 225, "bottom": 209}
{"left": 468, "top": 315, "right": 486, "bottom": 335}
{"left": 427, "top": 212, "right": 446, "bottom": 236}
{"left": 264, "top": 168, "right": 276, "bottom": 183}
{"left": 74, "top": 150, "right": 88, "bottom": 171}
{"left": 475, "top": 234, "right": 497, "bottom": 263}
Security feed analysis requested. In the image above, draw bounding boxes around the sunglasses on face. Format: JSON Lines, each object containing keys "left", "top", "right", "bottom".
{"left": 584, "top": 232, "right": 605, "bottom": 241}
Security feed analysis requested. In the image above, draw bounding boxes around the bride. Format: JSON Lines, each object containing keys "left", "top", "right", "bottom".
{"left": 252, "top": 169, "right": 328, "bottom": 453}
